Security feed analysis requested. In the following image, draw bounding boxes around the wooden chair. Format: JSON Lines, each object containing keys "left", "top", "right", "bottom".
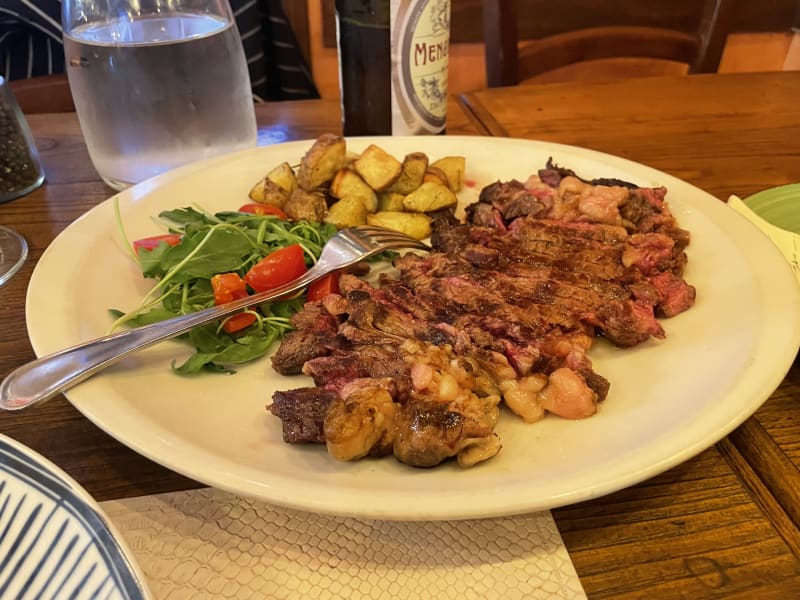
{"left": 482, "top": 0, "right": 735, "bottom": 86}
{"left": 9, "top": 74, "right": 75, "bottom": 114}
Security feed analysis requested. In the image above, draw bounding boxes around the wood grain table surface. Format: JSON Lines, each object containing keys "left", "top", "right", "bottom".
{"left": 459, "top": 71, "right": 800, "bottom": 597}
{"left": 1, "top": 77, "right": 799, "bottom": 598}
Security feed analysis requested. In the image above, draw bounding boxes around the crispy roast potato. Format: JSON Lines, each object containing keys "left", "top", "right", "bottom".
{"left": 353, "top": 144, "right": 403, "bottom": 191}
{"left": 386, "top": 152, "right": 428, "bottom": 194}
{"left": 248, "top": 179, "right": 291, "bottom": 207}
{"left": 422, "top": 167, "right": 449, "bottom": 187}
{"left": 247, "top": 135, "right": 467, "bottom": 233}
{"left": 402, "top": 181, "right": 457, "bottom": 212}
{"left": 248, "top": 161, "right": 298, "bottom": 206}
{"left": 267, "top": 162, "right": 298, "bottom": 192}
{"left": 330, "top": 169, "right": 378, "bottom": 212}
{"left": 325, "top": 196, "right": 368, "bottom": 228}
{"left": 367, "top": 211, "right": 432, "bottom": 240}
{"left": 248, "top": 179, "right": 281, "bottom": 205}
{"left": 297, "top": 134, "right": 347, "bottom": 191}
{"left": 376, "top": 191, "right": 406, "bottom": 212}
{"left": 283, "top": 188, "right": 327, "bottom": 222}
{"left": 430, "top": 156, "right": 466, "bottom": 192}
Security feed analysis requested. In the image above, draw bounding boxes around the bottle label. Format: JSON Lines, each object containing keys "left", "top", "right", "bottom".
{"left": 391, "top": 0, "right": 450, "bottom": 135}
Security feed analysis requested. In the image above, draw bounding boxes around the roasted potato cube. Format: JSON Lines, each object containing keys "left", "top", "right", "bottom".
{"left": 283, "top": 188, "right": 327, "bottom": 222}
{"left": 297, "top": 134, "right": 347, "bottom": 191}
{"left": 353, "top": 144, "right": 402, "bottom": 191}
{"left": 377, "top": 191, "right": 406, "bottom": 212}
{"left": 367, "top": 211, "right": 432, "bottom": 240}
{"left": 266, "top": 162, "right": 297, "bottom": 193}
{"left": 249, "top": 178, "right": 291, "bottom": 207}
{"left": 248, "top": 161, "right": 298, "bottom": 206}
{"left": 249, "top": 179, "right": 273, "bottom": 204}
{"left": 325, "top": 196, "right": 368, "bottom": 228}
{"left": 431, "top": 156, "right": 466, "bottom": 192}
{"left": 422, "top": 167, "right": 449, "bottom": 186}
{"left": 402, "top": 181, "right": 457, "bottom": 213}
{"left": 386, "top": 152, "right": 428, "bottom": 194}
{"left": 330, "top": 169, "right": 378, "bottom": 212}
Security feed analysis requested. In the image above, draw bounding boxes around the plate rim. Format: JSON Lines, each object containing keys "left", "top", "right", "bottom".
{"left": 25, "top": 135, "right": 800, "bottom": 520}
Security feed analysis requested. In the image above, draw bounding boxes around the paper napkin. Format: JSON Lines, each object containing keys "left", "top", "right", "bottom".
{"left": 101, "top": 488, "right": 586, "bottom": 600}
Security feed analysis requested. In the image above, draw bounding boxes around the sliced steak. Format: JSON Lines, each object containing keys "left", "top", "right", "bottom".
{"left": 303, "top": 345, "right": 411, "bottom": 397}
{"left": 268, "top": 387, "right": 337, "bottom": 444}
{"left": 271, "top": 301, "right": 342, "bottom": 375}
{"left": 268, "top": 161, "right": 695, "bottom": 469}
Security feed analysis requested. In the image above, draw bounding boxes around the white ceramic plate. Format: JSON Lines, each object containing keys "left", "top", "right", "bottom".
{"left": 26, "top": 137, "right": 800, "bottom": 520}
{"left": 0, "top": 434, "right": 150, "bottom": 598}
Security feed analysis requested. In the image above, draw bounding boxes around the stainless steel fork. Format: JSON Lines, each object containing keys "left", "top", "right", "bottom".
{"left": 0, "top": 226, "right": 430, "bottom": 411}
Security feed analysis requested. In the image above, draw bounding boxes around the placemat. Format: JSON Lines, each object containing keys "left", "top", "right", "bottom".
{"left": 101, "top": 488, "right": 586, "bottom": 599}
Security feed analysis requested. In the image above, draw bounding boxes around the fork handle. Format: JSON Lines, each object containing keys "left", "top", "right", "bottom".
{"left": 0, "top": 270, "right": 322, "bottom": 411}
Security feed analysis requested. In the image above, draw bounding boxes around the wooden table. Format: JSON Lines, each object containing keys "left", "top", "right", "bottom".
{"left": 2, "top": 74, "right": 799, "bottom": 598}
{"left": 460, "top": 71, "right": 800, "bottom": 597}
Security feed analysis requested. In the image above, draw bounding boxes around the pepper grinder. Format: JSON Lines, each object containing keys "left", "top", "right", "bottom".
{"left": 0, "top": 76, "right": 43, "bottom": 286}
{"left": 0, "top": 76, "right": 45, "bottom": 204}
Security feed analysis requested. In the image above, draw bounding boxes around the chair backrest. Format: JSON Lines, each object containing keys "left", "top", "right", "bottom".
{"left": 9, "top": 74, "right": 75, "bottom": 115}
{"left": 482, "top": 0, "right": 735, "bottom": 86}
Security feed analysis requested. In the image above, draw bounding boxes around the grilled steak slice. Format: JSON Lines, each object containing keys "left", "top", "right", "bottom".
{"left": 649, "top": 271, "right": 697, "bottom": 317}
{"left": 440, "top": 217, "right": 687, "bottom": 282}
{"left": 269, "top": 387, "right": 337, "bottom": 443}
{"left": 476, "top": 172, "right": 682, "bottom": 239}
{"left": 303, "top": 345, "right": 411, "bottom": 397}
{"left": 271, "top": 301, "right": 342, "bottom": 375}
{"left": 395, "top": 250, "right": 665, "bottom": 347}
{"left": 475, "top": 179, "right": 553, "bottom": 221}
{"left": 271, "top": 330, "right": 329, "bottom": 375}
{"left": 538, "top": 157, "right": 639, "bottom": 190}
{"left": 429, "top": 215, "right": 695, "bottom": 326}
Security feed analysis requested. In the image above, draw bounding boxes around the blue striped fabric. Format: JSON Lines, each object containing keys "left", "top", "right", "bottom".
{"left": 0, "top": 0, "right": 319, "bottom": 101}
{"left": 0, "top": 1, "right": 63, "bottom": 81}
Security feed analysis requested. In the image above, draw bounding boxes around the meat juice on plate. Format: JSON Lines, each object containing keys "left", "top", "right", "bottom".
{"left": 64, "top": 13, "right": 257, "bottom": 189}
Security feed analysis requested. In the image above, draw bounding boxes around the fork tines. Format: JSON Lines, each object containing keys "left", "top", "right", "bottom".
{"left": 350, "top": 226, "right": 431, "bottom": 251}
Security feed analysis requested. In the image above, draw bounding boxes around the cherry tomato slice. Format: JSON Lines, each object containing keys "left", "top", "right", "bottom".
{"left": 220, "top": 312, "right": 257, "bottom": 334}
{"left": 211, "top": 272, "right": 248, "bottom": 304}
{"left": 239, "top": 203, "right": 288, "bottom": 219}
{"left": 211, "top": 272, "right": 256, "bottom": 334}
{"left": 133, "top": 233, "right": 182, "bottom": 253}
{"left": 245, "top": 244, "right": 308, "bottom": 293}
{"left": 307, "top": 272, "right": 340, "bottom": 302}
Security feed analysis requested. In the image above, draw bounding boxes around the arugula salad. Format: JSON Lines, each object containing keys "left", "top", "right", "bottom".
{"left": 111, "top": 202, "right": 338, "bottom": 374}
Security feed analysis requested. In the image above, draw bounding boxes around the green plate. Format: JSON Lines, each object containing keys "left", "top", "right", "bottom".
{"left": 743, "top": 183, "right": 800, "bottom": 234}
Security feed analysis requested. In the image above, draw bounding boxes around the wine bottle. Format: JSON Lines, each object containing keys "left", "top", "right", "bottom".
{"left": 335, "top": 0, "right": 451, "bottom": 136}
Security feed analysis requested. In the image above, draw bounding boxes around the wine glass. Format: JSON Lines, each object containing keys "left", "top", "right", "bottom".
{"left": 0, "top": 226, "right": 28, "bottom": 286}
{"left": 0, "top": 75, "right": 44, "bottom": 286}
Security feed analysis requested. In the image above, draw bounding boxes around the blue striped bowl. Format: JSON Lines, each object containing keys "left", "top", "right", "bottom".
{"left": 0, "top": 435, "right": 150, "bottom": 599}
